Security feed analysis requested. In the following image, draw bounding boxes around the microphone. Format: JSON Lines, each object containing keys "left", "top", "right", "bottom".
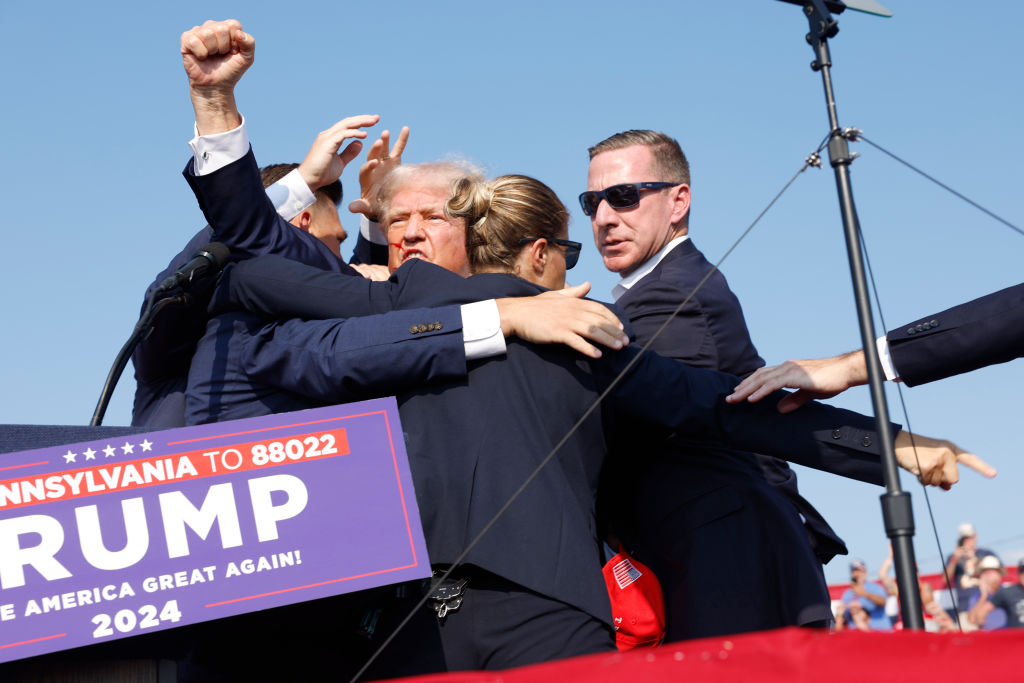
{"left": 154, "top": 242, "right": 230, "bottom": 294}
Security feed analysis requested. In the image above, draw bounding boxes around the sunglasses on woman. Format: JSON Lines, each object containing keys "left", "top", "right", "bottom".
{"left": 518, "top": 237, "right": 582, "bottom": 269}
{"left": 577, "top": 182, "right": 678, "bottom": 217}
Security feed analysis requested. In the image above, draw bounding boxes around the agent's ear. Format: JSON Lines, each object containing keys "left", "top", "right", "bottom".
{"left": 291, "top": 209, "right": 314, "bottom": 232}
{"left": 529, "top": 237, "right": 549, "bottom": 277}
{"left": 669, "top": 184, "right": 691, "bottom": 228}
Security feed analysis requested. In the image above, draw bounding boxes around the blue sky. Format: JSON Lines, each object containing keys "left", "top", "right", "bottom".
{"left": 1, "top": 1, "right": 1021, "bottom": 585}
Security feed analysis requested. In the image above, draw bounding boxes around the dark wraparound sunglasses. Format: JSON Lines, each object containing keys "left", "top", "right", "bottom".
{"left": 578, "top": 182, "right": 678, "bottom": 217}
{"left": 518, "top": 236, "right": 582, "bottom": 269}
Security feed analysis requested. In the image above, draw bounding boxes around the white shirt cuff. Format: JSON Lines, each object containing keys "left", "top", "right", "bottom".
{"left": 188, "top": 116, "right": 249, "bottom": 175}
{"left": 461, "top": 299, "right": 506, "bottom": 360}
{"left": 876, "top": 335, "right": 898, "bottom": 381}
{"left": 267, "top": 169, "right": 316, "bottom": 222}
{"left": 360, "top": 215, "right": 388, "bottom": 245}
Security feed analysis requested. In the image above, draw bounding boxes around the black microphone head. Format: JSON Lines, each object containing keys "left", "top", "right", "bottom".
{"left": 198, "top": 242, "right": 230, "bottom": 267}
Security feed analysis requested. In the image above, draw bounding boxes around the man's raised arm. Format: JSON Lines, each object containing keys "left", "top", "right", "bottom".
{"left": 180, "top": 19, "right": 252, "bottom": 136}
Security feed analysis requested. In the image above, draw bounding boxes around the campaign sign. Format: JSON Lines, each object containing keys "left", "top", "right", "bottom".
{"left": 0, "top": 399, "right": 429, "bottom": 663}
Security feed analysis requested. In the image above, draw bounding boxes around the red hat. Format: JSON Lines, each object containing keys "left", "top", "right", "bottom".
{"left": 602, "top": 550, "right": 666, "bottom": 650}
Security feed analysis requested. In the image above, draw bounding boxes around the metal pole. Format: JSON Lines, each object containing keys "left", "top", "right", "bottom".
{"left": 803, "top": 1, "right": 924, "bottom": 628}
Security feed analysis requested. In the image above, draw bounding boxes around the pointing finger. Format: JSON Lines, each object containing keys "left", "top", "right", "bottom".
{"left": 957, "top": 451, "right": 997, "bottom": 478}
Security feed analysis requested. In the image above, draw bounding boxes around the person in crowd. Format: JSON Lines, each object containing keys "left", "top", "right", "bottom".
{"left": 967, "top": 555, "right": 1009, "bottom": 630}
{"left": 970, "top": 559, "right": 1024, "bottom": 629}
{"left": 583, "top": 129, "right": 850, "bottom": 640}
{"left": 876, "top": 544, "right": 955, "bottom": 632}
{"left": 946, "top": 522, "right": 999, "bottom": 622}
{"left": 840, "top": 559, "right": 892, "bottom": 631}
{"left": 725, "top": 284, "right": 1023, "bottom": 413}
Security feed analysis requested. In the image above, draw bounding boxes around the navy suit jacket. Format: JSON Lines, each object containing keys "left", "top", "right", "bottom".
{"left": 611, "top": 238, "right": 850, "bottom": 637}
{"left": 887, "top": 282, "right": 1024, "bottom": 387}
{"left": 615, "top": 240, "right": 847, "bottom": 534}
{"left": 131, "top": 150, "right": 385, "bottom": 428}
{"left": 210, "top": 255, "right": 891, "bottom": 626}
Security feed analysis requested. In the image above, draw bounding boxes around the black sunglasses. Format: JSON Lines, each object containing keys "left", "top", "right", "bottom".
{"left": 578, "top": 182, "right": 677, "bottom": 217}
{"left": 518, "top": 236, "right": 582, "bottom": 269}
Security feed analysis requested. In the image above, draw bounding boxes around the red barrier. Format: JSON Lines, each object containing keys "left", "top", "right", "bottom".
{"left": 382, "top": 626, "right": 1024, "bottom": 683}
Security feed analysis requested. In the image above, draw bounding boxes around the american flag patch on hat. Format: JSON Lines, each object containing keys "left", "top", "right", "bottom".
{"left": 611, "top": 557, "right": 642, "bottom": 589}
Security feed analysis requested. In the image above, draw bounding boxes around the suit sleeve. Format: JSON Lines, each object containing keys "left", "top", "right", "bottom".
{"left": 600, "top": 347, "right": 889, "bottom": 485}
{"left": 241, "top": 307, "right": 467, "bottom": 402}
{"left": 210, "top": 258, "right": 529, "bottom": 322}
{"left": 619, "top": 280, "right": 715, "bottom": 366}
{"left": 350, "top": 232, "right": 389, "bottom": 266}
{"left": 183, "top": 149, "right": 353, "bottom": 273}
{"left": 210, "top": 255, "right": 393, "bottom": 320}
{"left": 887, "top": 282, "right": 1024, "bottom": 387}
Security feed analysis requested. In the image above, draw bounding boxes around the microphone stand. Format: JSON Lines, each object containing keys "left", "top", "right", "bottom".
{"left": 789, "top": 0, "right": 924, "bottom": 627}
{"left": 90, "top": 291, "right": 186, "bottom": 426}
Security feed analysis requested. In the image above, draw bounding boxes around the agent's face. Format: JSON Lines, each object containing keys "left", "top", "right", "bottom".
{"left": 383, "top": 186, "right": 469, "bottom": 276}
{"left": 307, "top": 200, "right": 347, "bottom": 258}
{"left": 587, "top": 145, "right": 689, "bottom": 276}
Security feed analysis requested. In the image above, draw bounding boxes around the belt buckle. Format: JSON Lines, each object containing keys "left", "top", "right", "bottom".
{"left": 427, "top": 571, "right": 469, "bottom": 620}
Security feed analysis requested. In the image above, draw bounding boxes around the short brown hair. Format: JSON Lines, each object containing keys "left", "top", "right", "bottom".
{"left": 588, "top": 130, "right": 690, "bottom": 186}
{"left": 446, "top": 174, "right": 568, "bottom": 274}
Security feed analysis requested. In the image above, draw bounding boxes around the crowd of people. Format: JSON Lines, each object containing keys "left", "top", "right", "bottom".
{"left": 834, "top": 523, "right": 1024, "bottom": 634}
{"left": 113, "top": 17, "right": 1014, "bottom": 680}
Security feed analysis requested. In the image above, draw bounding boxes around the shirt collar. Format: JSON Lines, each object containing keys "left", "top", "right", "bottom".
{"left": 611, "top": 235, "right": 690, "bottom": 301}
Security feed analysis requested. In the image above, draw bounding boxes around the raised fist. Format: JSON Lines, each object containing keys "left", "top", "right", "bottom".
{"left": 180, "top": 19, "right": 255, "bottom": 91}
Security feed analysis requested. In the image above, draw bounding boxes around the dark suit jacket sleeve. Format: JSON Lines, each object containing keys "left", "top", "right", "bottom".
{"left": 350, "top": 232, "right": 388, "bottom": 266}
{"left": 887, "top": 283, "right": 1024, "bottom": 387}
{"left": 183, "top": 149, "right": 353, "bottom": 273}
{"left": 241, "top": 307, "right": 466, "bottom": 402}
{"left": 209, "top": 257, "right": 537, "bottom": 322}
{"left": 620, "top": 279, "right": 715, "bottom": 365}
{"left": 211, "top": 255, "right": 394, "bottom": 320}
{"left": 601, "top": 347, "right": 889, "bottom": 485}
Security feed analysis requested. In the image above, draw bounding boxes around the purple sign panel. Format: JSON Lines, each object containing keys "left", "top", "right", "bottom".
{"left": 0, "top": 399, "right": 429, "bottom": 663}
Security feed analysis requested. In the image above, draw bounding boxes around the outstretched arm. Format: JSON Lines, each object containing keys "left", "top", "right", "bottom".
{"left": 726, "top": 350, "right": 868, "bottom": 414}
{"left": 728, "top": 282, "right": 1024, "bottom": 407}
{"left": 606, "top": 347, "right": 994, "bottom": 490}
{"left": 211, "top": 256, "right": 630, "bottom": 358}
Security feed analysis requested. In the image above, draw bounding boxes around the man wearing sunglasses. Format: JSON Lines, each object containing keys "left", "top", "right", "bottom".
{"left": 584, "top": 130, "right": 848, "bottom": 641}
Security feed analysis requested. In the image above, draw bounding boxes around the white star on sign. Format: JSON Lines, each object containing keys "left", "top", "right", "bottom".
{"left": 83, "top": 448, "right": 97, "bottom": 461}
{"left": 121, "top": 441, "right": 135, "bottom": 455}
{"left": 63, "top": 450, "right": 77, "bottom": 463}
{"left": 103, "top": 445, "right": 116, "bottom": 458}
{"left": 140, "top": 439, "right": 153, "bottom": 452}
